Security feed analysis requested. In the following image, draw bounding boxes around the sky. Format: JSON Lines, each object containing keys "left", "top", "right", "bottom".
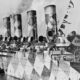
{"left": 0, "top": 0, "right": 80, "bottom": 37}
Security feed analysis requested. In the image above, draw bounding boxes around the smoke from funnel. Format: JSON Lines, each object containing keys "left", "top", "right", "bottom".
{"left": 17, "top": 0, "right": 33, "bottom": 13}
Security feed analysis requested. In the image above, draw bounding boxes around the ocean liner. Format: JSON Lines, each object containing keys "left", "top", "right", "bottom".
{"left": 0, "top": 3, "right": 80, "bottom": 80}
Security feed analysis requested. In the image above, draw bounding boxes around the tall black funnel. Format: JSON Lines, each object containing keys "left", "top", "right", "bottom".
{"left": 27, "top": 10, "right": 38, "bottom": 41}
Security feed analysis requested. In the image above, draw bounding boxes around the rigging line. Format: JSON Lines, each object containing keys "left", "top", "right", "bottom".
{"left": 59, "top": 0, "right": 74, "bottom": 34}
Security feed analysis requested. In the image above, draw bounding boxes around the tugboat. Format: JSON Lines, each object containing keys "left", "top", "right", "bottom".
{"left": 67, "top": 33, "right": 80, "bottom": 73}
{"left": 0, "top": 68, "right": 5, "bottom": 75}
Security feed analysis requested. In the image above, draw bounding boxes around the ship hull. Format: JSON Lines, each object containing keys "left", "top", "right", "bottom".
{"left": 6, "top": 50, "right": 80, "bottom": 80}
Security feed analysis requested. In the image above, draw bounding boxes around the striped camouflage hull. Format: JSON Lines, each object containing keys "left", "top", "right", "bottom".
{"left": 6, "top": 51, "right": 80, "bottom": 80}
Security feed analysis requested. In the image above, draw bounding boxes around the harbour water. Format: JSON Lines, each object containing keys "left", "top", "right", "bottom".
{"left": 0, "top": 75, "right": 20, "bottom": 80}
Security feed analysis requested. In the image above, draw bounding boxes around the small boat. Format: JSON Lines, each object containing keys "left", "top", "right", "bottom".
{"left": 0, "top": 68, "right": 5, "bottom": 75}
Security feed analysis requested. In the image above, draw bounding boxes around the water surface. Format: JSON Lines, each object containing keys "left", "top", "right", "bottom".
{"left": 0, "top": 74, "right": 21, "bottom": 80}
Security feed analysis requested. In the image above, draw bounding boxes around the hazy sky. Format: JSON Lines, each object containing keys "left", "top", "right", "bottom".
{"left": 0, "top": 0, "right": 80, "bottom": 37}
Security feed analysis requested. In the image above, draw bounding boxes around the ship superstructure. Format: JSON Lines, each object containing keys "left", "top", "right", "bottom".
{"left": 0, "top": 3, "right": 79, "bottom": 80}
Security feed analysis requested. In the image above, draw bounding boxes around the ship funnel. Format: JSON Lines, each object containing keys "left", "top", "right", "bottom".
{"left": 27, "top": 10, "right": 38, "bottom": 42}
{"left": 3, "top": 16, "right": 11, "bottom": 38}
{"left": 13, "top": 14, "right": 22, "bottom": 38}
{"left": 44, "top": 5, "right": 57, "bottom": 41}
